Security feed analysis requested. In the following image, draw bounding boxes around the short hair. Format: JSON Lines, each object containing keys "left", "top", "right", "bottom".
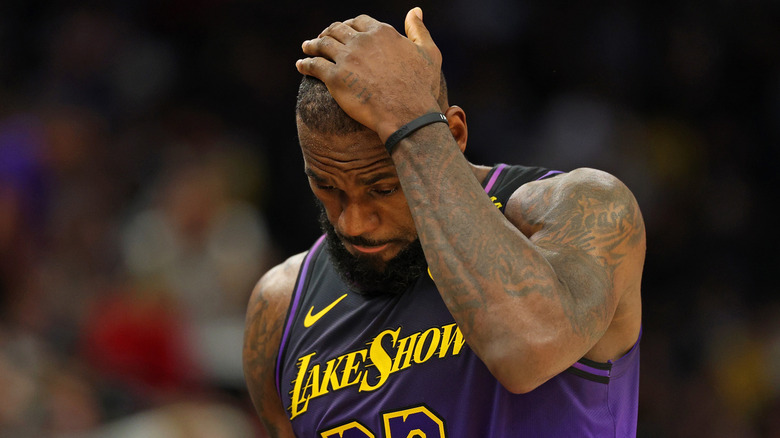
{"left": 296, "top": 73, "right": 449, "bottom": 136}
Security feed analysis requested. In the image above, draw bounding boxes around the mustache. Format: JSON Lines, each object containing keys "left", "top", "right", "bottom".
{"left": 337, "top": 232, "right": 399, "bottom": 248}
{"left": 314, "top": 196, "right": 427, "bottom": 296}
{"left": 313, "top": 199, "right": 398, "bottom": 248}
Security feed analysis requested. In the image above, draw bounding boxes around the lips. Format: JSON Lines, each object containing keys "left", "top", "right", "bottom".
{"left": 350, "top": 243, "right": 390, "bottom": 254}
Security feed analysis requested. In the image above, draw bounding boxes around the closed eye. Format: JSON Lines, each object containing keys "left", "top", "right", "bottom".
{"left": 372, "top": 186, "right": 398, "bottom": 196}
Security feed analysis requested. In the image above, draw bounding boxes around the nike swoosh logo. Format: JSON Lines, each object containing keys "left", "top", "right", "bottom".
{"left": 304, "top": 293, "right": 348, "bottom": 328}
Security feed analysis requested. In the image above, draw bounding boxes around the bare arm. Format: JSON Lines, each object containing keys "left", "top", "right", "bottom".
{"left": 394, "top": 156, "right": 645, "bottom": 392}
{"left": 391, "top": 116, "right": 646, "bottom": 391}
{"left": 296, "top": 10, "right": 645, "bottom": 393}
{"left": 243, "top": 253, "right": 305, "bottom": 438}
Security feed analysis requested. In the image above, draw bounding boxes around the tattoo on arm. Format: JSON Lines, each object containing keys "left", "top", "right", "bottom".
{"left": 395, "top": 132, "right": 643, "bottom": 345}
{"left": 527, "top": 175, "right": 645, "bottom": 339}
{"left": 243, "top": 280, "right": 290, "bottom": 436}
{"left": 392, "top": 131, "right": 552, "bottom": 337}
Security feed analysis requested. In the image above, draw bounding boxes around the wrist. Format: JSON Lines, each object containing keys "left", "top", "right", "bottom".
{"left": 375, "top": 100, "right": 442, "bottom": 144}
{"left": 384, "top": 113, "right": 448, "bottom": 154}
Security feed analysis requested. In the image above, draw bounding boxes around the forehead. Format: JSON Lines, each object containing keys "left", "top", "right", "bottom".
{"left": 298, "top": 123, "right": 395, "bottom": 178}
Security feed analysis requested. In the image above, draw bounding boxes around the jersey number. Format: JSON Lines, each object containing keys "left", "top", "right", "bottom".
{"left": 319, "top": 405, "right": 446, "bottom": 438}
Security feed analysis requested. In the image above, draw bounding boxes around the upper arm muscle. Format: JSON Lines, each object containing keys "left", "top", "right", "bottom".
{"left": 243, "top": 252, "right": 305, "bottom": 438}
{"left": 507, "top": 168, "right": 645, "bottom": 359}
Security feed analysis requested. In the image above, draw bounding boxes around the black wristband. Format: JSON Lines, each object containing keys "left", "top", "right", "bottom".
{"left": 385, "top": 113, "right": 448, "bottom": 154}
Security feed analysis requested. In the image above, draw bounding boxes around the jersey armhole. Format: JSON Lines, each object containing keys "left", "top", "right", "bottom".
{"left": 483, "top": 164, "right": 564, "bottom": 213}
{"left": 274, "top": 234, "right": 327, "bottom": 399}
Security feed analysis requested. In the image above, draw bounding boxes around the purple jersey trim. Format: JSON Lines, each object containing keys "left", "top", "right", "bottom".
{"left": 275, "top": 233, "right": 327, "bottom": 398}
{"left": 483, "top": 163, "right": 508, "bottom": 193}
{"left": 570, "top": 326, "right": 643, "bottom": 379}
{"left": 537, "top": 170, "right": 564, "bottom": 180}
{"left": 572, "top": 361, "right": 611, "bottom": 377}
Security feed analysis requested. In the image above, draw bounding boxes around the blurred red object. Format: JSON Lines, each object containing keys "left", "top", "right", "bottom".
{"left": 80, "top": 290, "right": 202, "bottom": 395}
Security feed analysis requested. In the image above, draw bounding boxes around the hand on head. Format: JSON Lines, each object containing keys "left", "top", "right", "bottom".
{"left": 296, "top": 8, "right": 442, "bottom": 142}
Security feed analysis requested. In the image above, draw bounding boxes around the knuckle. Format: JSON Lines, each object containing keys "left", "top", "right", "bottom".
{"left": 320, "top": 21, "right": 340, "bottom": 37}
{"left": 320, "top": 36, "right": 335, "bottom": 49}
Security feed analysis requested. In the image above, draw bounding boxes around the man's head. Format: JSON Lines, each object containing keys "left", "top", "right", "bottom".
{"left": 296, "top": 74, "right": 450, "bottom": 136}
{"left": 295, "top": 75, "right": 464, "bottom": 296}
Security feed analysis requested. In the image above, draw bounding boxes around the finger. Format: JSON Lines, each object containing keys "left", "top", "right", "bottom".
{"left": 318, "top": 21, "right": 344, "bottom": 38}
{"left": 404, "top": 7, "right": 431, "bottom": 45}
{"left": 319, "top": 21, "right": 358, "bottom": 44}
{"left": 295, "top": 56, "right": 336, "bottom": 80}
{"left": 343, "top": 14, "right": 378, "bottom": 32}
{"left": 301, "top": 35, "right": 343, "bottom": 60}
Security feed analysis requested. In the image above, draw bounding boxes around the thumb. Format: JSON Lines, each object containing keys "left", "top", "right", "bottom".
{"left": 404, "top": 7, "right": 430, "bottom": 44}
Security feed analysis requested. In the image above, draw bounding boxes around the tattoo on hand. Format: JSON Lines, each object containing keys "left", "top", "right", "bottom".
{"left": 340, "top": 71, "right": 372, "bottom": 103}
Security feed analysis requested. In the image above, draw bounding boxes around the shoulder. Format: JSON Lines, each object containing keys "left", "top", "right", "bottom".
{"left": 507, "top": 168, "right": 645, "bottom": 360}
{"left": 245, "top": 251, "right": 307, "bottom": 336}
{"left": 251, "top": 252, "right": 308, "bottom": 305}
{"left": 506, "top": 167, "right": 646, "bottom": 292}
{"left": 243, "top": 252, "right": 306, "bottom": 436}
{"left": 506, "top": 168, "right": 643, "bottom": 239}
{"left": 243, "top": 251, "right": 307, "bottom": 389}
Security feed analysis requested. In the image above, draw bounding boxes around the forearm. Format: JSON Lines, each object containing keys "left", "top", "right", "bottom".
{"left": 391, "top": 125, "right": 571, "bottom": 389}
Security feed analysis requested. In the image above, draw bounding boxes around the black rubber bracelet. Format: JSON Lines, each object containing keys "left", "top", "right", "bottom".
{"left": 385, "top": 113, "right": 448, "bottom": 154}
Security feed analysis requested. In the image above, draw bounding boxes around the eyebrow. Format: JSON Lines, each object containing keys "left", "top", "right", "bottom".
{"left": 359, "top": 172, "right": 398, "bottom": 186}
{"left": 304, "top": 168, "right": 398, "bottom": 186}
{"left": 304, "top": 168, "right": 325, "bottom": 183}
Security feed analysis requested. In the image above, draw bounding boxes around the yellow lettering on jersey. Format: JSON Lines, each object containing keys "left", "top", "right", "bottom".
{"left": 290, "top": 352, "right": 317, "bottom": 418}
{"left": 438, "top": 323, "right": 465, "bottom": 357}
{"left": 320, "top": 421, "right": 375, "bottom": 438}
{"left": 340, "top": 350, "right": 367, "bottom": 388}
{"left": 289, "top": 324, "right": 466, "bottom": 419}
{"left": 316, "top": 355, "right": 344, "bottom": 396}
{"left": 390, "top": 332, "right": 420, "bottom": 373}
{"left": 382, "top": 406, "right": 445, "bottom": 438}
{"left": 490, "top": 196, "right": 503, "bottom": 209}
{"left": 413, "top": 328, "right": 440, "bottom": 364}
{"left": 360, "top": 328, "right": 397, "bottom": 392}
{"left": 301, "top": 363, "right": 320, "bottom": 403}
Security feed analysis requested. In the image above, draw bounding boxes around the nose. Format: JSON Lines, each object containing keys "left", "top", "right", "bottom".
{"left": 338, "top": 197, "right": 380, "bottom": 238}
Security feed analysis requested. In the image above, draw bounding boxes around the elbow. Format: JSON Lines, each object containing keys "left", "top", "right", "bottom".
{"left": 501, "top": 379, "right": 543, "bottom": 395}
{"left": 493, "top": 368, "right": 548, "bottom": 395}
{"left": 482, "top": 344, "right": 554, "bottom": 394}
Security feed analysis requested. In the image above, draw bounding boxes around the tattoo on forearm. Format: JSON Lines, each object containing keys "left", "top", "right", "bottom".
{"left": 394, "top": 130, "right": 534, "bottom": 336}
{"left": 395, "top": 133, "right": 643, "bottom": 343}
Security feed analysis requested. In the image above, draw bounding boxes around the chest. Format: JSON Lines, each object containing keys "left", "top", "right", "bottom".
{"left": 278, "top": 262, "right": 478, "bottom": 427}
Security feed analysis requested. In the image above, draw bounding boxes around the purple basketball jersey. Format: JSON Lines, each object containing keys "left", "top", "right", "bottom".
{"left": 275, "top": 165, "right": 640, "bottom": 437}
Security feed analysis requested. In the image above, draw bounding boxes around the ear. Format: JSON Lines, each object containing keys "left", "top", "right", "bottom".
{"left": 444, "top": 105, "right": 468, "bottom": 153}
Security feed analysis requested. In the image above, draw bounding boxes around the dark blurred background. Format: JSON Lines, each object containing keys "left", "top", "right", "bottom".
{"left": 1, "top": 0, "right": 778, "bottom": 437}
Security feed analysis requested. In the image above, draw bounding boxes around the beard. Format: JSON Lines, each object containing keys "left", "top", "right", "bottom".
{"left": 316, "top": 201, "right": 427, "bottom": 297}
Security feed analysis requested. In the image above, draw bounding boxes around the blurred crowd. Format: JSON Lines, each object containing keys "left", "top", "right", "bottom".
{"left": 1, "top": 0, "right": 778, "bottom": 437}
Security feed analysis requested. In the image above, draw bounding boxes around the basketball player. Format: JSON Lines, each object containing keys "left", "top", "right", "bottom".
{"left": 243, "top": 8, "right": 645, "bottom": 437}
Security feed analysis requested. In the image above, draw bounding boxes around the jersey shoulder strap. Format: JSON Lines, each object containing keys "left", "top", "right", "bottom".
{"left": 482, "top": 163, "right": 562, "bottom": 212}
